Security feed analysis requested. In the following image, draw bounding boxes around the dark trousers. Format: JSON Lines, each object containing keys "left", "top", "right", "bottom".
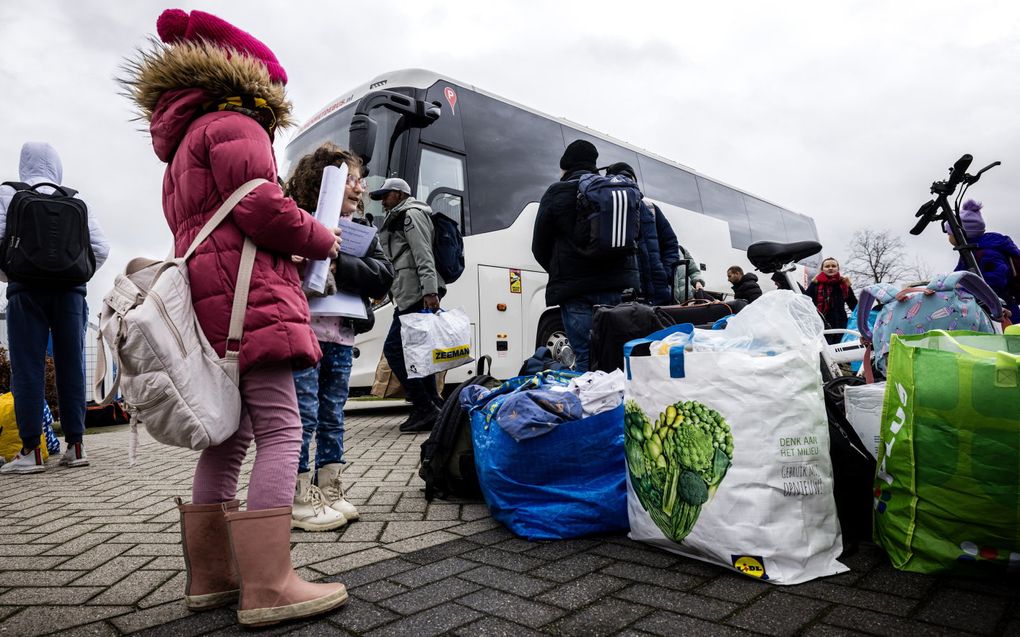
{"left": 6, "top": 283, "right": 87, "bottom": 450}
{"left": 383, "top": 301, "right": 441, "bottom": 410}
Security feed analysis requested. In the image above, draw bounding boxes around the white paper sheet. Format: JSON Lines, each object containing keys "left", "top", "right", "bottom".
{"left": 338, "top": 217, "right": 378, "bottom": 258}
{"left": 303, "top": 163, "right": 347, "bottom": 294}
{"left": 307, "top": 291, "right": 368, "bottom": 319}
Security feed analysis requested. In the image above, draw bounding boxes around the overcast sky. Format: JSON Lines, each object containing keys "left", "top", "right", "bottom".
{"left": 2, "top": 0, "right": 1019, "bottom": 314}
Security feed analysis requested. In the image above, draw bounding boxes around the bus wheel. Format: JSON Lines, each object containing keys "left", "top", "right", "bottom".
{"left": 536, "top": 313, "right": 576, "bottom": 369}
{"left": 536, "top": 313, "right": 566, "bottom": 350}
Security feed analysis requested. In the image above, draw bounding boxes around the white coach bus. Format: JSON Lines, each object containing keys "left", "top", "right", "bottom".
{"left": 284, "top": 69, "right": 820, "bottom": 389}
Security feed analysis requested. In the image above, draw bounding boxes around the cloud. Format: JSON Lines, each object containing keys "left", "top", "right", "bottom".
{"left": 1, "top": 0, "right": 1018, "bottom": 319}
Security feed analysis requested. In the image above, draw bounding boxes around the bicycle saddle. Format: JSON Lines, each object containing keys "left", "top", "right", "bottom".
{"left": 746, "top": 240, "right": 822, "bottom": 273}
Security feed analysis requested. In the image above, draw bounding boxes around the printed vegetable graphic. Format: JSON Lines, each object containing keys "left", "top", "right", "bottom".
{"left": 624, "top": 399, "right": 734, "bottom": 541}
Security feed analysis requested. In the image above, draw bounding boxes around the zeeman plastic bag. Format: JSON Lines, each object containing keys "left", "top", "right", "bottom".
{"left": 0, "top": 393, "right": 51, "bottom": 462}
{"left": 400, "top": 307, "right": 473, "bottom": 378}
{"left": 624, "top": 316, "right": 848, "bottom": 585}
{"left": 465, "top": 372, "right": 629, "bottom": 540}
{"left": 873, "top": 330, "right": 1020, "bottom": 576}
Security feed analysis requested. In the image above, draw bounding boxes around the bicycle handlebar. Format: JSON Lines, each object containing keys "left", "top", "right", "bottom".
{"left": 965, "top": 160, "right": 1001, "bottom": 186}
{"left": 945, "top": 154, "right": 972, "bottom": 191}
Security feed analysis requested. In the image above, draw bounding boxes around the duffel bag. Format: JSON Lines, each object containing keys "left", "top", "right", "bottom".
{"left": 654, "top": 298, "right": 747, "bottom": 328}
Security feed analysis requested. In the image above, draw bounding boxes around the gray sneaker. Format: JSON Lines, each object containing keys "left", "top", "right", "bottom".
{"left": 0, "top": 447, "right": 46, "bottom": 474}
{"left": 59, "top": 442, "right": 89, "bottom": 468}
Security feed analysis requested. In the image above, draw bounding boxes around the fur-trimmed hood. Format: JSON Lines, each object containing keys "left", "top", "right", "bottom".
{"left": 120, "top": 38, "right": 293, "bottom": 160}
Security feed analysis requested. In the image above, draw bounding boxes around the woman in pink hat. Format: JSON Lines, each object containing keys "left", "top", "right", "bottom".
{"left": 121, "top": 8, "right": 347, "bottom": 627}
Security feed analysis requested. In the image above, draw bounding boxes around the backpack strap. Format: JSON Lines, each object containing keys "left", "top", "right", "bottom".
{"left": 2, "top": 181, "right": 76, "bottom": 197}
{"left": 856, "top": 283, "right": 897, "bottom": 384}
{"left": 181, "top": 179, "right": 267, "bottom": 260}
{"left": 181, "top": 178, "right": 267, "bottom": 356}
{"left": 927, "top": 271, "right": 1004, "bottom": 321}
{"left": 856, "top": 283, "right": 898, "bottom": 342}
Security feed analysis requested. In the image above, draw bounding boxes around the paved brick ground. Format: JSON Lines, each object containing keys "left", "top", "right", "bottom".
{"left": 0, "top": 409, "right": 1016, "bottom": 636}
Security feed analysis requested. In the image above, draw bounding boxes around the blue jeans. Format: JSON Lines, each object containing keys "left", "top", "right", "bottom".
{"left": 6, "top": 284, "right": 87, "bottom": 449}
{"left": 293, "top": 342, "right": 353, "bottom": 474}
{"left": 383, "top": 302, "right": 441, "bottom": 410}
{"left": 560, "top": 292, "right": 622, "bottom": 373}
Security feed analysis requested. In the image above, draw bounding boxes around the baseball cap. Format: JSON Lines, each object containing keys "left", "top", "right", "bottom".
{"left": 368, "top": 177, "right": 412, "bottom": 200}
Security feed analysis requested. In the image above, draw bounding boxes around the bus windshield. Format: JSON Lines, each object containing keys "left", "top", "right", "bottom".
{"left": 284, "top": 99, "right": 409, "bottom": 222}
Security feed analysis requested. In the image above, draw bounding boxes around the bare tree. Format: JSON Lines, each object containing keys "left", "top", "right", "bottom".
{"left": 844, "top": 230, "right": 908, "bottom": 286}
{"left": 903, "top": 255, "right": 934, "bottom": 285}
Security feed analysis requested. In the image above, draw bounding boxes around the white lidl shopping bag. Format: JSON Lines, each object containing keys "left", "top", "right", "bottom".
{"left": 623, "top": 317, "right": 847, "bottom": 584}
{"left": 400, "top": 307, "right": 473, "bottom": 378}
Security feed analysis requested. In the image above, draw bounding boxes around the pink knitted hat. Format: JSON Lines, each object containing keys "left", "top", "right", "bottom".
{"left": 156, "top": 9, "right": 287, "bottom": 85}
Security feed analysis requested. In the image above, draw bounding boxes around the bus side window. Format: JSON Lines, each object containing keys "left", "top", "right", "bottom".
{"left": 697, "top": 177, "right": 752, "bottom": 250}
{"left": 418, "top": 146, "right": 468, "bottom": 231}
{"left": 744, "top": 196, "right": 789, "bottom": 243}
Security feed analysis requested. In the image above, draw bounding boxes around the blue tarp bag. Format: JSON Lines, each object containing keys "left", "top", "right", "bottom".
{"left": 465, "top": 371, "right": 629, "bottom": 540}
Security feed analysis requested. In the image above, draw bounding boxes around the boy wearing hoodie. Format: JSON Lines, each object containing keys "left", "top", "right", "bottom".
{"left": 0, "top": 142, "right": 110, "bottom": 474}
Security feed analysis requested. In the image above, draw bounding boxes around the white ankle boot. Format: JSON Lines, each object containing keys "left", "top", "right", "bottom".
{"left": 317, "top": 463, "right": 359, "bottom": 522}
{"left": 292, "top": 472, "right": 346, "bottom": 531}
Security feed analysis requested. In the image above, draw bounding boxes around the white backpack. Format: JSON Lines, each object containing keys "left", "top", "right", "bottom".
{"left": 95, "top": 179, "right": 265, "bottom": 453}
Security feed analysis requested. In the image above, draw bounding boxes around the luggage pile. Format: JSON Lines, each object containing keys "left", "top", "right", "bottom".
{"left": 421, "top": 278, "right": 1019, "bottom": 585}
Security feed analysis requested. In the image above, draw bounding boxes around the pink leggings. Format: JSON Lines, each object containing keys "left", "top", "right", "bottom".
{"left": 192, "top": 364, "right": 302, "bottom": 510}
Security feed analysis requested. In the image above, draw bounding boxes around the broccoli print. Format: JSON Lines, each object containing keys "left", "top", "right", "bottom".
{"left": 624, "top": 399, "right": 734, "bottom": 542}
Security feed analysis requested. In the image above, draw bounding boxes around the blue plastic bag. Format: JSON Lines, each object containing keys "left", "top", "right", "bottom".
{"left": 42, "top": 402, "right": 60, "bottom": 454}
{"left": 466, "top": 372, "right": 629, "bottom": 540}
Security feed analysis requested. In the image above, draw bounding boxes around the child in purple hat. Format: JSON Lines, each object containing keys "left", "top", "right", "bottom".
{"left": 946, "top": 199, "right": 1020, "bottom": 319}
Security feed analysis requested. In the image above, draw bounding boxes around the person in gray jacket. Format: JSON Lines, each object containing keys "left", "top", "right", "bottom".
{"left": 371, "top": 178, "right": 446, "bottom": 433}
{"left": 0, "top": 142, "right": 110, "bottom": 474}
{"left": 673, "top": 244, "right": 707, "bottom": 303}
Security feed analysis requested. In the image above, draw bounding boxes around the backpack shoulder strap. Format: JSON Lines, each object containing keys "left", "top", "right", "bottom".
{"left": 927, "top": 271, "right": 1003, "bottom": 320}
{"left": 2, "top": 181, "right": 32, "bottom": 191}
{"left": 182, "top": 179, "right": 267, "bottom": 260}
{"left": 186, "top": 178, "right": 268, "bottom": 356}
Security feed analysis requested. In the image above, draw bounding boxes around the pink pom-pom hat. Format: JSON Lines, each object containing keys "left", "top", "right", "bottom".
{"left": 156, "top": 8, "right": 287, "bottom": 85}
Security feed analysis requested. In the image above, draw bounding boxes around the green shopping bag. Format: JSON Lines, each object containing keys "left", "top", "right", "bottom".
{"left": 873, "top": 330, "right": 1020, "bottom": 576}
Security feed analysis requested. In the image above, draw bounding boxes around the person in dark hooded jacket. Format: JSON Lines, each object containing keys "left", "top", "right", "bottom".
{"left": 946, "top": 199, "right": 1020, "bottom": 319}
{"left": 727, "top": 266, "right": 763, "bottom": 303}
{"left": 531, "top": 141, "right": 640, "bottom": 372}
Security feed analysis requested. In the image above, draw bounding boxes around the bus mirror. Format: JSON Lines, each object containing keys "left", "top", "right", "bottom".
{"left": 424, "top": 101, "right": 442, "bottom": 122}
{"left": 349, "top": 113, "right": 377, "bottom": 165}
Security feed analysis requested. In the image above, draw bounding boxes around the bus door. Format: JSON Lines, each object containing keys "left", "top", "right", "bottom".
{"left": 477, "top": 265, "right": 526, "bottom": 374}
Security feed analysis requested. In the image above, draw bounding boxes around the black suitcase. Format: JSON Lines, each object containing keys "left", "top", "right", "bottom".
{"left": 654, "top": 298, "right": 748, "bottom": 328}
{"left": 589, "top": 302, "right": 668, "bottom": 373}
{"left": 589, "top": 299, "right": 749, "bottom": 373}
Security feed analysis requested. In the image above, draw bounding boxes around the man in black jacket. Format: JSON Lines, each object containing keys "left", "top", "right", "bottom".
{"left": 531, "top": 140, "right": 640, "bottom": 372}
{"left": 727, "top": 265, "right": 764, "bottom": 303}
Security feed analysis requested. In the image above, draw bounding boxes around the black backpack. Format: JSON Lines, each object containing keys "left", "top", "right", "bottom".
{"left": 574, "top": 173, "right": 642, "bottom": 258}
{"left": 391, "top": 205, "right": 465, "bottom": 284}
{"left": 822, "top": 376, "right": 877, "bottom": 553}
{"left": 419, "top": 356, "right": 500, "bottom": 501}
{"left": 0, "top": 181, "right": 95, "bottom": 287}
{"left": 430, "top": 212, "right": 465, "bottom": 283}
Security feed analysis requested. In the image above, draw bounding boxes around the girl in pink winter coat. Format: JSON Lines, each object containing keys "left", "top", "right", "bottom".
{"left": 122, "top": 9, "right": 347, "bottom": 627}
